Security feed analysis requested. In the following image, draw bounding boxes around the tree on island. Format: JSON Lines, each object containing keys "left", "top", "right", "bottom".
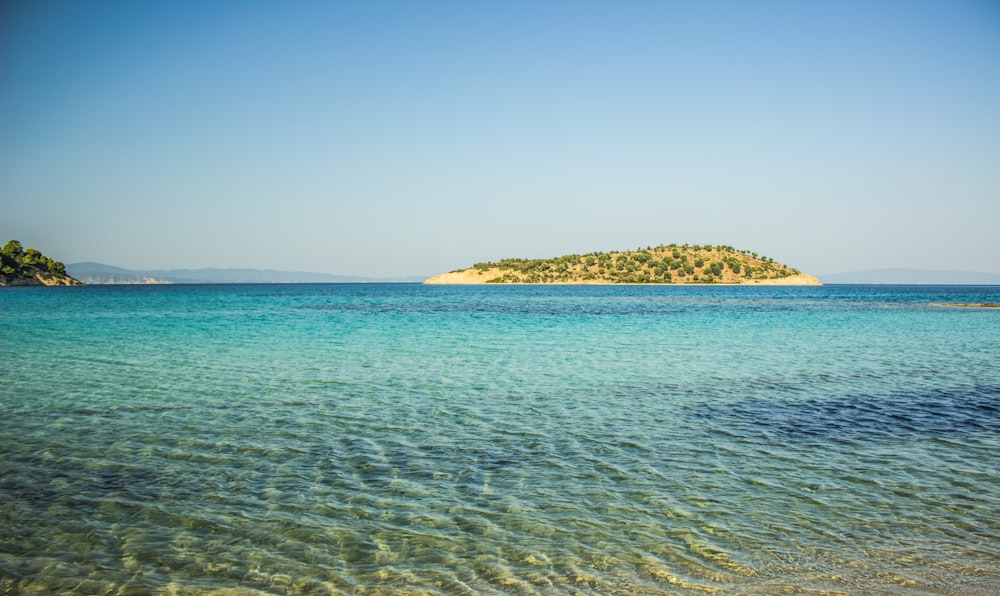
{"left": 432, "top": 243, "right": 815, "bottom": 285}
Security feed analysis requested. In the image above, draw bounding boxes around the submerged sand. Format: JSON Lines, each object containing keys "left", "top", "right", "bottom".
{"left": 933, "top": 302, "right": 1000, "bottom": 308}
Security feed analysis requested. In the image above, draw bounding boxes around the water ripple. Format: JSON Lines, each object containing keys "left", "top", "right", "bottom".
{"left": 2, "top": 284, "right": 999, "bottom": 594}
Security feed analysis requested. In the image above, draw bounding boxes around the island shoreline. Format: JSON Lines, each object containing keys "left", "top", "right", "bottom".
{"left": 424, "top": 245, "right": 822, "bottom": 286}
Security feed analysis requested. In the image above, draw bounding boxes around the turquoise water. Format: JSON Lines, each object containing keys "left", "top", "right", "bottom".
{"left": 1, "top": 284, "right": 998, "bottom": 595}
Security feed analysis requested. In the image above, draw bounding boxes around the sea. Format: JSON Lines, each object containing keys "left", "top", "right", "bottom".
{"left": 1, "top": 283, "right": 998, "bottom": 595}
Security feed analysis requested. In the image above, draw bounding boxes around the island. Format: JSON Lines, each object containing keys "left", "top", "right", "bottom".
{"left": 933, "top": 303, "right": 1000, "bottom": 309}
{"left": 425, "top": 244, "right": 821, "bottom": 285}
{"left": 0, "top": 240, "right": 84, "bottom": 286}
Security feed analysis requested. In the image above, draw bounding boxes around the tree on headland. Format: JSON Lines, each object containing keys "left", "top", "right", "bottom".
{"left": 1, "top": 240, "right": 78, "bottom": 286}
{"left": 0, "top": 240, "right": 25, "bottom": 276}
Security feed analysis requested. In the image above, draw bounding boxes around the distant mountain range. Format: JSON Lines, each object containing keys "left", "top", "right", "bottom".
{"left": 66, "top": 262, "right": 427, "bottom": 284}
{"left": 820, "top": 269, "right": 1000, "bottom": 285}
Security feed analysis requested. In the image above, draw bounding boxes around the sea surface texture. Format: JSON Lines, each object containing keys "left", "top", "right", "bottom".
{"left": 1, "top": 284, "right": 998, "bottom": 595}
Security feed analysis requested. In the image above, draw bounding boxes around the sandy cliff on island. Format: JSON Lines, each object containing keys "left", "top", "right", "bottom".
{"left": 425, "top": 268, "right": 613, "bottom": 285}
{"left": 424, "top": 244, "right": 822, "bottom": 286}
{"left": 741, "top": 273, "right": 822, "bottom": 286}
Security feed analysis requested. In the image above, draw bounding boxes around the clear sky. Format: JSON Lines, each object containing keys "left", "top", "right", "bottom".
{"left": 2, "top": 0, "right": 998, "bottom": 278}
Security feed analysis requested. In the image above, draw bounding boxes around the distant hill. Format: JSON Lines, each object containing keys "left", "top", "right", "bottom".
{"left": 67, "top": 262, "right": 426, "bottom": 284}
{"left": 821, "top": 269, "right": 1000, "bottom": 285}
{"left": 1, "top": 240, "right": 83, "bottom": 286}
{"left": 425, "top": 244, "right": 820, "bottom": 285}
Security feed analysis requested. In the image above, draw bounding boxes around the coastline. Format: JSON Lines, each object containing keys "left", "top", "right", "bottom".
{"left": 424, "top": 269, "right": 822, "bottom": 286}
{"left": 0, "top": 273, "right": 84, "bottom": 287}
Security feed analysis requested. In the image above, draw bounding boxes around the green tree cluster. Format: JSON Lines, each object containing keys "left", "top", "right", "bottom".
{"left": 466, "top": 243, "right": 803, "bottom": 284}
{"left": 1, "top": 240, "right": 68, "bottom": 277}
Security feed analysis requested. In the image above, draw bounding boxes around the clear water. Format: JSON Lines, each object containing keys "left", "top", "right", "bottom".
{"left": 1, "top": 284, "right": 998, "bottom": 595}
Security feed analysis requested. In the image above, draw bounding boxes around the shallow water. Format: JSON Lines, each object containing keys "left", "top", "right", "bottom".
{"left": 1, "top": 284, "right": 998, "bottom": 594}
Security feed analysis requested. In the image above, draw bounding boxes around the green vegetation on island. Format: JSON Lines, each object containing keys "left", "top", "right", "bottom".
{"left": 427, "top": 244, "right": 820, "bottom": 285}
{"left": 0, "top": 240, "right": 83, "bottom": 286}
{"left": 933, "top": 302, "right": 1000, "bottom": 308}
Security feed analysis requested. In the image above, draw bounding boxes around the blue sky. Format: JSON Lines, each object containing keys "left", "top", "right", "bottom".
{"left": 2, "top": 0, "right": 998, "bottom": 277}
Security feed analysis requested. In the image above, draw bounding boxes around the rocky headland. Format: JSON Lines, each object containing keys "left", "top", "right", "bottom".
{"left": 0, "top": 240, "right": 83, "bottom": 286}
